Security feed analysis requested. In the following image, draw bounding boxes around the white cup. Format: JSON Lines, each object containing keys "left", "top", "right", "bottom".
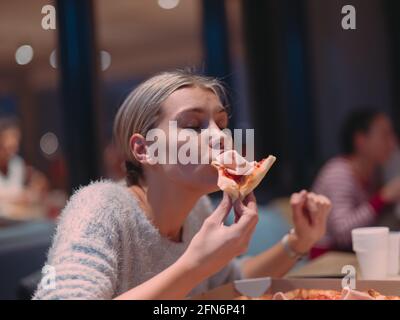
{"left": 388, "top": 232, "right": 400, "bottom": 275}
{"left": 352, "top": 227, "right": 389, "bottom": 280}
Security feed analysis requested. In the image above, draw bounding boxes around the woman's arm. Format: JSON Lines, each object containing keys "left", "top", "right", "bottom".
{"left": 241, "top": 191, "right": 331, "bottom": 279}
{"left": 115, "top": 256, "right": 204, "bottom": 300}
{"left": 241, "top": 235, "right": 304, "bottom": 278}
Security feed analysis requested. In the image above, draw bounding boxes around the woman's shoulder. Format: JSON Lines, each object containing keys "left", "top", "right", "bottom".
{"left": 71, "top": 179, "right": 130, "bottom": 199}
{"left": 313, "top": 156, "right": 355, "bottom": 192}
{"left": 69, "top": 179, "right": 134, "bottom": 207}
{"left": 57, "top": 179, "right": 138, "bottom": 228}
{"left": 318, "top": 156, "right": 353, "bottom": 177}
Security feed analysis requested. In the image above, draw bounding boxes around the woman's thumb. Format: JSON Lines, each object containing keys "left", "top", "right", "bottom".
{"left": 209, "top": 192, "right": 232, "bottom": 224}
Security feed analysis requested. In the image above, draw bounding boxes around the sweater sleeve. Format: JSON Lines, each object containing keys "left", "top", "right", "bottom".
{"left": 32, "top": 182, "right": 124, "bottom": 300}
{"left": 312, "top": 163, "right": 377, "bottom": 249}
{"left": 207, "top": 257, "right": 247, "bottom": 290}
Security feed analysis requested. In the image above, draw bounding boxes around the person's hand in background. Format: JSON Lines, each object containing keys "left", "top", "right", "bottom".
{"left": 288, "top": 190, "right": 332, "bottom": 254}
{"left": 381, "top": 176, "right": 400, "bottom": 204}
{"left": 25, "top": 165, "right": 49, "bottom": 202}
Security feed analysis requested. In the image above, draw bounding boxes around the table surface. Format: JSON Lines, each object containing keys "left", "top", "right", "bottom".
{"left": 287, "top": 252, "right": 358, "bottom": 278}
{"left": 287, "top": 251, "right": 400, "bottom": 280}
{"left": 0, "top": 202, "right": 47, "bottom": 225}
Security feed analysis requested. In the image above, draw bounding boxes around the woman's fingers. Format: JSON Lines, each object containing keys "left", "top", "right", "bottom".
{"left": 291, "top": 190, "right": 308, "bottom": 227}
{"left": 232, "top": 192, "right": 257, "bottom": 221}
{"left": 231, "top": 206, "right": 258, "bottom": 235}
{"left": 291, "top": 190, "right": 307, "bottom": 211}
{"left": 220, "top": 196, "right": 258, "bottom": 255}
{"left": 208, "top": 192, "right": 233, "bottom": 224}
{"left": 306, "top": 193, "right": 319, "bottom": 224}
{"left": 233, "top": 198, "right": 246, "bottom": 215}
{"left": 306, "top": 193, "right": 331, "bottom": 227}
{"left": 243, "top": 192, "right": 257, "bottom": 211}
{"left": 243, "top": 215, "right": 258, "bottom": 242}
{"left": 316, "top": 194, "right": 331, "bottom": 224}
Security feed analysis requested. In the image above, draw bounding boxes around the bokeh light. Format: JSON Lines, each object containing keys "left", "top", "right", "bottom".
{"left": 40, "top": 132, "right": 59, "bottom": 156}
{"left": 157, "top": 0, "right": 180, "bottom": 10}
{"left": 15, "top": 45, "right": 34, "bottom": 65}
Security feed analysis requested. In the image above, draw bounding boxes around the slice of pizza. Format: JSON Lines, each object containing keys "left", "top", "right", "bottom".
{"left": 211, "top": 150, "right": 276, "bottom": 201}
{"left": 340, "top": 287, "right": 400, "bottom": 300}
{"left": 272, "top": 289, "right": 342, "bottom": 300}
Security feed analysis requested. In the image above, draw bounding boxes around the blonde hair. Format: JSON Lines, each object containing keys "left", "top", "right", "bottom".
{"left": 113, "top": 69, "right": 229, "bottom": 186}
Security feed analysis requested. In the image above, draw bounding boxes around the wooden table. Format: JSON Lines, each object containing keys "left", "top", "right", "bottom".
{"left": 287, "top": 251, "right": 400, "bottom": 280}
{"left": 0, "top": 202, "right": 47, "bottom": 226}
{"left": 287, "top": 252, "right": 358, "bottom": 278}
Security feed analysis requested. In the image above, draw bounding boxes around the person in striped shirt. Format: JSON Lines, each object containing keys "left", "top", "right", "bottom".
{"left": 311, "top": 109, "right": 400, "bottom": 257}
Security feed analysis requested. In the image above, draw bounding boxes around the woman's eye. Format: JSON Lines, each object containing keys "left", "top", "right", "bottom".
{"left": 183, "top": 121, "right": 202, "bottom": 131}
{"left": 185, "top": 126, "right": 202, "bottom": 131}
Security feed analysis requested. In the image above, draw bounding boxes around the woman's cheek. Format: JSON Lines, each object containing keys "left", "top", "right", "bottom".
{"left": 194, "top": 164, "right": 219, "bottom": 186}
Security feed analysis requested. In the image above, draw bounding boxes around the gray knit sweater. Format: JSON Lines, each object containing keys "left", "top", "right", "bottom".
{"left": 33, "top": 180, "right": 244, "bottom": 299}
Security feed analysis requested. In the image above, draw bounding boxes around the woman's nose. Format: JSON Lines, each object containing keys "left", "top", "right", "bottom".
{"left": 208, "top": 129, "right": 232, "bottom": 153}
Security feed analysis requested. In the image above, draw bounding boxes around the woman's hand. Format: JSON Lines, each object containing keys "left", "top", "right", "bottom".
{"left": 116, "top": 194, "right": 258, "bottom": 300}
{"left": 180, "top": 192, "right": 258, "bottom": 280}
{"left": 26, "top": 166, "right": 49, "bottom": 200}
{"left": 288, "top": 190, "right": 331, "bottom": 254}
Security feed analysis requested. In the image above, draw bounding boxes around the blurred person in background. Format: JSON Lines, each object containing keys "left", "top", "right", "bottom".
{"left": 383, "top": 144, "right": 400, "bottom": 220}
{"left": 311, "top": 109, "right": 400, "bottom": 258}
{"left": 0, "top": 117, "right": 49, "bottom": 213}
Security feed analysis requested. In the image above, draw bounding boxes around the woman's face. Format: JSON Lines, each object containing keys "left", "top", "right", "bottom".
{"left": 0, "top": 127, "right": 21, "bottom": 165}
{"left": 360, "top": 114, "right": 397, "bottom": 165}
{"left": 146, "top": 86, "right": 230, "bottom": 194}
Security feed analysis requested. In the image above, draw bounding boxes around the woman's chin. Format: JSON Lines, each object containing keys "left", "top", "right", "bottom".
{"left": 192, "top": 179, "right": 219, "bottom": 195}
{"left": 205, "top": 184, "right": 220, "bottom": 194}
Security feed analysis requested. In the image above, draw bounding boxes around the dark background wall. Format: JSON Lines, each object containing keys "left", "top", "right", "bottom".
{"left": 307, "top": 0, "right": 394, "bottom": 163}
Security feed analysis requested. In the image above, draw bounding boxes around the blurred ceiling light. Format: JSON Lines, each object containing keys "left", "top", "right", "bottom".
{"left": 100, "top": 50, "right": 111, "bottom": 71}
{"left": 15, "top": 45, "right": 34, "bottom": 65}
{"left": 40, "top": 132, "right": 59, "bottom": 156}
{"left": 158, "top": 0, "right": 180, "bottom": 10}
{"left": 50, "top": 50, "right": 111, "bottom": 71}
{"left": 50, "top": 49, "right": 57, "bottom": 68}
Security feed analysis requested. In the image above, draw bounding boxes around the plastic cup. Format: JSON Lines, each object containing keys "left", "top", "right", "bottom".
{"left": 388, "top": 232, "right": 400, "bottom": 275}
{"left": 352, "top": 227, "right": 389, "bottom": 280}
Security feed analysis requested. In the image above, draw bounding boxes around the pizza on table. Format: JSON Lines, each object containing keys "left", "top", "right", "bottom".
{"left": 235, "top": 288, "right": 400, "bottom": 300}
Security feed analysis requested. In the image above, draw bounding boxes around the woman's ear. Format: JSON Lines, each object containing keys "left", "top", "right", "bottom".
{"left": 129, "top": 134, "right": 151, "bottom": 165}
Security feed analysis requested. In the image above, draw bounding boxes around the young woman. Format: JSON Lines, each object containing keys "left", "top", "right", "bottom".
{"left": 33, "top": 71, "right": 331, "bottom": 300}
{"left": 311, "top": 109, "right": 400, "bottom": 257}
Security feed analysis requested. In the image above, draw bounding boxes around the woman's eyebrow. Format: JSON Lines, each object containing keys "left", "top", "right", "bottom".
{"left": 215, "top": 107, "right": 227, "bottom": 114}
{"left": 175, "top": 107, "right": 204, "bottom": 117}
{"left": 175, "top": 106, "right": 227, "bottom": 118}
